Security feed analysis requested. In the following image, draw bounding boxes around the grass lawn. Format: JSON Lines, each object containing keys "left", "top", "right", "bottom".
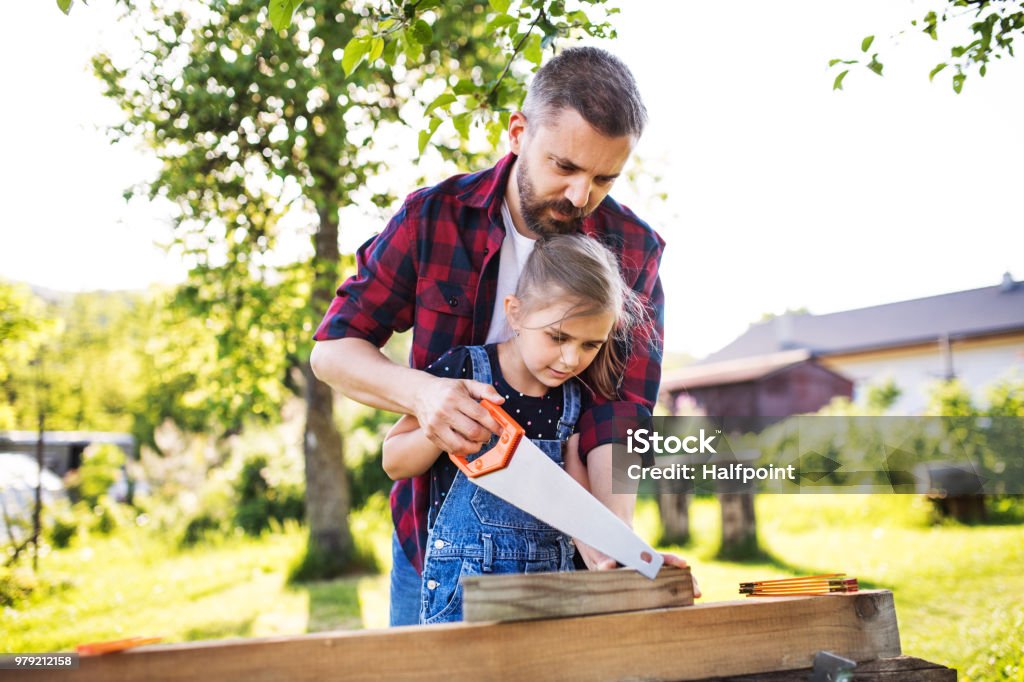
{"left": 3, "top": 494, "right": 1021, "bottom": 680}
{"left": 1, "top": 501, "right": 393, "bottom": 652}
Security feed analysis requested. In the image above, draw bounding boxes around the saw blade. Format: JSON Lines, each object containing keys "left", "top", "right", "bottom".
{"left": 467, "top": 436, "right": 663, "bottom": 579}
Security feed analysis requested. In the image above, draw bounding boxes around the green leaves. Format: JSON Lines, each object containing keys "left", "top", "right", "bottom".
{"left": 922, "top": 11, "right": 939, "bottom": 40}
{"left": 411, "top": 19, "right": 433, "bottom": 46}
{"left": 56, "top": 0, "right": 73, "bottom": 15}
{"left": 952, "top": 71, "right": 966, "bottom": 93}
{"left": 486, "top": 116, "right": 508, "bottom": 149}
{"left": 522, "top": 32, "right": 543, "bottom": 65}
{"left": 381, "top": 37, "right": 399, "bottom": 66}
{"left": 827, "top": 36, "right": 882, "bottom": 91}
{"left": 368, "top": 37, "right": 385, "bottom": 63}
{"left": 488, "top": 0, "right": 512, "bottom": 13}
{"left": 418, "top": 117, "right": 442, "bottom": 156}
{"left": 851, "top": 3, "right": 1024, "bottom": 94}
{"left": 866, "top": 54, "right": 884, "bottom": 76}
{"left": 486, "top": 13, "right": 518, "bottom": 33}
{"left": 342, "top": 37, "right": 371, "bottom": 76}
{"left": 269, "top": 0, "right": 301, "bottom": 32}
{"left": 424, "top": 93, "right": 456, "bottom": 116}
{"left": 452, "top": 111, "right": 472, "bottom": 139}
{"left": 401, "top": 27, "right": 423, "bottom": 61}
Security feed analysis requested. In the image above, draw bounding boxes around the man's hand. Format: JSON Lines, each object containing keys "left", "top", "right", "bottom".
{"left": 413, "top": 376, "right": 505, "bottom": 456}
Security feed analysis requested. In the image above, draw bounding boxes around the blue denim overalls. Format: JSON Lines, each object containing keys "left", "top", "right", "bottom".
{"left": 419, "top": 345, "right": 580, "bottom": 624}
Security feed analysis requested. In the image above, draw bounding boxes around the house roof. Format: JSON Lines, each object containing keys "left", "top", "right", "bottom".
{"left": 701, "top": 274, "right": 1024, "bottom": 364}
{"left": 662, "top": 350, "right": 812, "bottom": 392}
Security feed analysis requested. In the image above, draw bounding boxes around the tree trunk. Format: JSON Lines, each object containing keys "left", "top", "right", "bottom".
{"left": 303, "top": 363, "right": 352, "bottom": 558}
{"left": 302, "top": 206, "right": 352, "bottom": 563}
{"left": 33, "top": 405, "right": 44, "bottom": 572}
{"left": 718, "top": 493, "right": 757, "bottom": 558}
{"left": 656, "top": 484, "right": 689, "bottom": 545}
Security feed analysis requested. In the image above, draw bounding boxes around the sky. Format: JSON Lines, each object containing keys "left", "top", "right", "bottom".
{"left": 2, "top": 0, "right": 1022, "bottom": 358}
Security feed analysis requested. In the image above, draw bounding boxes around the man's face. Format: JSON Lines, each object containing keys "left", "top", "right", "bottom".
{"left": 509, "top": 108, "right": 636, "bottom": 236}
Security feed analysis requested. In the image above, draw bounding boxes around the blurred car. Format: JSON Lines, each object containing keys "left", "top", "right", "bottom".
{"left": 0, "top": 452, "right": 68, "bottom": 540}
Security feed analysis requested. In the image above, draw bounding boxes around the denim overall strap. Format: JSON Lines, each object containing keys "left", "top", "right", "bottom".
{"left": 466, "top": 345, "right": 492, "bottom": 385}
{"left": 556, "top": 379, "right": 581, "bottom": 443}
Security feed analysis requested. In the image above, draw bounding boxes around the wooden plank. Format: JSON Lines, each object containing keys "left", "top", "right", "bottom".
{"left": 8, "top": 591, "right": 901, "bottom": 682}
{"left": 849, "top": 656, "right": 957, "bottom": 681}
{"left": 692, "top": 656, "right": 955, "bottom": 681}
{"left": 462, "top": 565, "right": 694, "bottom": 622}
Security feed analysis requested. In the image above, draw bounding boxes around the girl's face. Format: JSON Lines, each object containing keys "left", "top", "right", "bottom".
{"left": 508, "top": 297, "right": 615, "bottom": 391}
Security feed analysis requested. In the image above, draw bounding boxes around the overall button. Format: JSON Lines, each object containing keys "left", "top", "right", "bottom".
{"left": 433, "top": 540, "right": 445, "bottom": 549}
{"left": 426, "top": 580, "right": 438, "bottom": 590}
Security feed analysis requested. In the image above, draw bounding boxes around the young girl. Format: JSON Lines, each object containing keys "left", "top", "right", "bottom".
{"left": 382, "top": 233, "right": 647, "bottom": 625}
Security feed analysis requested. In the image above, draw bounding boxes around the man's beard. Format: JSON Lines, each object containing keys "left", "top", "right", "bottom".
{"left": 516, "top": 157, "right": 586, "bottom": 236}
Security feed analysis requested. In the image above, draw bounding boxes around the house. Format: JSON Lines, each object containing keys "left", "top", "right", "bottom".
{"left": 663, "top": 273, "right": 1024, "bottom": 415}
{"left": 0, "top": 431, "right": 136, "bottom": 477}
{"left": 660, "top": 349, "right": 853, "bottom": 430}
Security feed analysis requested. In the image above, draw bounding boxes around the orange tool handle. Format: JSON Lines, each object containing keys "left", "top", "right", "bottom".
{"left": 448, "top": 400, "right": 524, "bottom": 477}
{"left": 76, "top": 636, "right": 163, "bottom": 656}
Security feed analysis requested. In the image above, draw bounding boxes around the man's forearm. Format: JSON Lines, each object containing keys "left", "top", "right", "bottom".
{"left": 310, "top": 337, "right": 428, "bottom": 416}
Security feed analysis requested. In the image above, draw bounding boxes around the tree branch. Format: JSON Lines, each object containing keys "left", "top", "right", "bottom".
{"left": 485, "top": 7, "right": 547, "bottom": 107}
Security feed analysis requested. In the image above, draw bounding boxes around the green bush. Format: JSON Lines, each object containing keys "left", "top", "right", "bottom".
{"left": 74, "top": 444, "right": 126, "bottom": 507}
{"left": 48, "top": 514, "right": 78, "bottom": 549}
{"left": 0, "top": 567, "right": 38, "bottom": 608}
{"left": 180, "top": 512, "right": 225, "bottom": 547}
{"left": 233, "top": 455, "right": 304, "bottom": 537}
{"left": 93, "top": 498, "right": 121, "bottom": 535}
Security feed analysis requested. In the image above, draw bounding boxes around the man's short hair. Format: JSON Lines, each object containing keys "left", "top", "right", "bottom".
{"left": 522, "top": 46, "right": 647, "bottom": 139}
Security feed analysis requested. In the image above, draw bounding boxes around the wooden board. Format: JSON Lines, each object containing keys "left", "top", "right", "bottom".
{"left": 9, "top": 591, "right": 901, "bottom": 682}
{"left": 462, "top": 565, "right": 694, "bottom": 622}
{"left": 693, "top": 656, "right": 956, "bottom": 681}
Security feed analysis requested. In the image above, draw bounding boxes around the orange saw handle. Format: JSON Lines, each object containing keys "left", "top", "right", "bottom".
{"left": 448, "top": 399, "right": 524, "bottom": 477}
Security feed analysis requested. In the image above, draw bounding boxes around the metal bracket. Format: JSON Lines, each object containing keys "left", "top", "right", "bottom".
{"left": 809, "top": 651, "right": 856, "bottom": 682}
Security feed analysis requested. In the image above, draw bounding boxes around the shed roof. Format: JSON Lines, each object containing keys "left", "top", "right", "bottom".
{"left": 662, "top": 350, "right": 815, "bottom": 392}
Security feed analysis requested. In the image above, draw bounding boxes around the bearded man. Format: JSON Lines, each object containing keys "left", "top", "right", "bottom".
{"left": 312, "top": 47, "right": 690, "bottom": 625}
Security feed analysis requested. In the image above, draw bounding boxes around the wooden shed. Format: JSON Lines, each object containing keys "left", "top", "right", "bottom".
{"left": 660, "top": 349, "right": 854, "bottom": 427}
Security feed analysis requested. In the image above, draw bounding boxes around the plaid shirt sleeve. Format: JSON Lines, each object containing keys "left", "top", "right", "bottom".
{"left": 577, "top": 217, "right": 666, "bottom": 462}
{"left": 313, "top": 200, "right": 418, "bottom": 345}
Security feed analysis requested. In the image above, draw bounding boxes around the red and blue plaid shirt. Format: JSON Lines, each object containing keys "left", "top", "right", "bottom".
{"left": 314, "top": 153, "right": 665, "bottom": 574}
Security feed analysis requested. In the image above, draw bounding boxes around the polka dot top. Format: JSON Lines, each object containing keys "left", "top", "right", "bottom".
{"left": 423, "top": 344, "right": 577, "bottom": 512}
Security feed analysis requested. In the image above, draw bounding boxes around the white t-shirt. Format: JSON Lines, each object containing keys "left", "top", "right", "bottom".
{"left": 485, "top": 200, "right": 537, "bottom": 344}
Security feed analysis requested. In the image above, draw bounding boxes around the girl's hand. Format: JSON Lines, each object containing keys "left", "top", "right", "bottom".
{"left": 573, "top": 539, "right": 614, "bottom": 571}
{"left": 577, "top": 544, "right": 702, "bottom": 599}
{"left": 659, "top": 552, "right": 701, "bottom": 598}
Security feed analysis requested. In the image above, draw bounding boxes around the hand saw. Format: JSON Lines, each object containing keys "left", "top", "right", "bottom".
{"left": 448, "top": 400, "right": 664, "bottom": 579}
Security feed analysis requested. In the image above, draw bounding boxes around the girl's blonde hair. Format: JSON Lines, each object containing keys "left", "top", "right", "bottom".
{"left": 514, "top": 233, "right": 649, "bottom": 400}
